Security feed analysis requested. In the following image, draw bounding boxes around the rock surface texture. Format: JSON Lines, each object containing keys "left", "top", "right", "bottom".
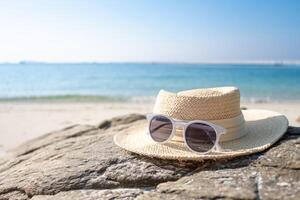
{"left": 0, "top": 114, "right": 299, "bottom": 200}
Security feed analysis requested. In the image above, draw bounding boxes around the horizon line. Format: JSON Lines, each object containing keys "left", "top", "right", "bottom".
{"left": 1, "top": 60, "right": 300, "bottom": 65}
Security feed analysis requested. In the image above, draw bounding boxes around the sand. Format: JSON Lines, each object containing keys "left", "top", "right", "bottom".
{"left": 0, "top": 101, "right": 299, "bottom": 156}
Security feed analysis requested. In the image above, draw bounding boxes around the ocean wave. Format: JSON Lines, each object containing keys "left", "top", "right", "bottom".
{"left": 128, "top": 96, "right": 156, "bottom": 103}
{"left": 0, "top": 95, "right": 297, "bottom": 104}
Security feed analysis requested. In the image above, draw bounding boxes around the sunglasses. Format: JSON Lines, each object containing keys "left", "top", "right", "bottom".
{"left": 147, "top": 114, "right": 227, "bottom": 154}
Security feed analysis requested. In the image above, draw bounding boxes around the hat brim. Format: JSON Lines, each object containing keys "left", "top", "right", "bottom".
{"left": 114, "top": 109, "right": 288, "bottom": 160}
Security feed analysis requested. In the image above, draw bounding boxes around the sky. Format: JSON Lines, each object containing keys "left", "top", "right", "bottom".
{"left": 0, "top": 0, "right": 299, "bottom": 63}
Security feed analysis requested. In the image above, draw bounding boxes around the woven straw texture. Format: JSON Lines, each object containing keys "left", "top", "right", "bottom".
{"left": 114, "top": 110, "right": 288, "bottom": 160}
{"left": 153, "top": 87, "right": 241, "bottom": 120}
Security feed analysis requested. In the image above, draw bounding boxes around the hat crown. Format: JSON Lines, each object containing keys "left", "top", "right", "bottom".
{"left": 153, "top": 86, "right": 241, "bottom": 120}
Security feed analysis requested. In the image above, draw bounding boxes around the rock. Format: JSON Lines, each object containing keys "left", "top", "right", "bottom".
{"left": 0, "top": 113, "right": 299, "bottom": 200}
{"left": 138, "top": 128, "right": 300, "bottom": 200}
{"left": 138, "top": 167, "right": 259, "bottom": 200}
{"left": 97, "top": 114, "right": 146, "bottom": 129}
{"left": 31, "top": 189, "right": 144, "bottom": 200}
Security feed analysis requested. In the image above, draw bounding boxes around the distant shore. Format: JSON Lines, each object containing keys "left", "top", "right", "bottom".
{"left": 1, "top": 60, "right": 300, "bottom": 65}
{"left": 0, "top": 100, "right": 299, "bottom": 157}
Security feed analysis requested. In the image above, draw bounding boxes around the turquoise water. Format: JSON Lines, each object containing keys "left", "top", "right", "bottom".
{"left": 0, "top": 63, "right": 299, "bottom": 102}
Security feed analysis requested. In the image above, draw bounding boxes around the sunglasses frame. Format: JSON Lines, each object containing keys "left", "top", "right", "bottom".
{"left": 146, "top": 114, "right": 227, "bottom": 154}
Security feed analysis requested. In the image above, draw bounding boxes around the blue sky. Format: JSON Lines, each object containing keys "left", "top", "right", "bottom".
{"left": 0, "top": 0, "right": 299, "bottom": 63}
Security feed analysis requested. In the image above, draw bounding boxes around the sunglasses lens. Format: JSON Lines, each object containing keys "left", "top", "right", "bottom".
{"left": 185, "top": 123, "right": 216, "bottom": 152}
{"left": 149, "top": 115, "right": 173, "bottom": 142}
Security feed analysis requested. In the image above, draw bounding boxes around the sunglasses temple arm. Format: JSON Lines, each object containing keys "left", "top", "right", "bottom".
{"left": 149, "top": 122, "right": 172, "bottom": 133}
{"left": 215, "top": 125, "right": 227, "bottom": 135}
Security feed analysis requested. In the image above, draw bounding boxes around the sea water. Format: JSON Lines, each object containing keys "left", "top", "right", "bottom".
{"left": 0, "top": 63, "right": 299, "bottom": 102}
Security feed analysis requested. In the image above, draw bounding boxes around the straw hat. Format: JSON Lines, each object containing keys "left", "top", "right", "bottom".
{"left": 114, "top": 87, "right": 288, "bottom": 160}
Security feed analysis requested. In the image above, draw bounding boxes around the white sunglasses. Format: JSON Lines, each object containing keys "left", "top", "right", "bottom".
{"left": 147, "top": 114, "right": 227, "bottom": 154}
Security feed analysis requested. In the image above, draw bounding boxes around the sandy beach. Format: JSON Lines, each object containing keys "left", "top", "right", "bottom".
{"left": 0, "top": 101, "right": 299, "bottom": 156}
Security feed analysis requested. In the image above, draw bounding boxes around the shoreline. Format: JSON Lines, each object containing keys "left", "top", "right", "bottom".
{"left": 0, "top": 94, "right": 300, "bottom": 104}
{"left": 0, "top": 101, "right": 299, "bottom": 156}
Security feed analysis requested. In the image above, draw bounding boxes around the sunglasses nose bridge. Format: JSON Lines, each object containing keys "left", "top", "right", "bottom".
{"left": 174, "top": 122, "right": 186, "bottom": 130}
{"left": 173, "top": 123, "right": 185, "bottom": 140}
